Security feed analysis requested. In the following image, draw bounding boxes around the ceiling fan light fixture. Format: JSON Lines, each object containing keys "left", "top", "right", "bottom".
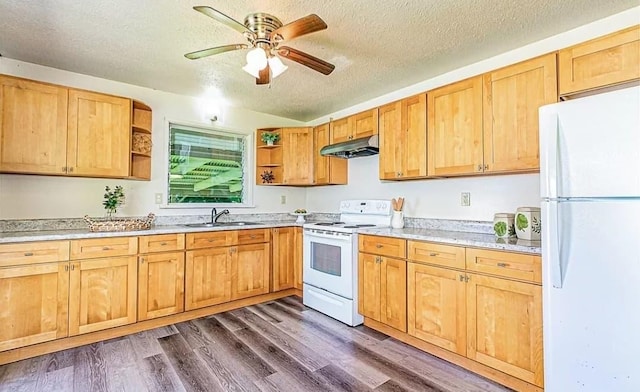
{"left": 242, "top": 63, "right": 262, "bottom": 78}
{"left": 245, "top": 47, "right": 267, "bottom": 69}
{"left": 268, "top": 56, "right": 288, "bottom": 78}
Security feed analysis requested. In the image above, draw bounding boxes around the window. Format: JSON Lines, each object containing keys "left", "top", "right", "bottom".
{"left": 167, "top": 123, "right": 252, "bottom": 206}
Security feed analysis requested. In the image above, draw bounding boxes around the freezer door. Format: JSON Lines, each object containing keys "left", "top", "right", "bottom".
{"left": 539, "top": 86, "right": 640, "bottom": 199}
{"left": 542, "top": 199, "right": 640, "bottom": 392}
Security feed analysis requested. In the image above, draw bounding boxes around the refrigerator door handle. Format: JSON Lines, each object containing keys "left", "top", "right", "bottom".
{"left": 544, "top": 201, "right": 564, "bottom": 288}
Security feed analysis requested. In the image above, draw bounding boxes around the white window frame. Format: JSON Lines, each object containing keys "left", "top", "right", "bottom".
{"left": 162, "top": 120, "right": 255, "bottom": 209}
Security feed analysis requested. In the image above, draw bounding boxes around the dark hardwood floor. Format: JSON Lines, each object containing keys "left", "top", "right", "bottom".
{"left": 0, "top": 297, "right": 512, "bottom": 392}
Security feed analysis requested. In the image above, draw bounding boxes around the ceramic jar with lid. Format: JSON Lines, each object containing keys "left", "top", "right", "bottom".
{"left": 515, "top": 207, "right": 541, "bottom": 240}
{"left": 493, "top": 213, "right": 515, "bottom": 238}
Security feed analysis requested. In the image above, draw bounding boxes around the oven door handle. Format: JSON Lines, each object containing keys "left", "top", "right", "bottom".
{"left": 304, "top": 230, "right": 352, "bottom": 241}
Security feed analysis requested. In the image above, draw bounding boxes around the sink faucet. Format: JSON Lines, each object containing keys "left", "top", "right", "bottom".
{"left": 211, "top": 208, "right": 230, "bottom": 223}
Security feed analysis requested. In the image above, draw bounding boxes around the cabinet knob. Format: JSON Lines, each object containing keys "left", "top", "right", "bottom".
{"left": 71, "top": 264, "right": 76, "bottom": 271}
{"left": 24, "top": 252, "right": 34, "bottom": 256}
{"left": 160, "top": 242, "right": 167, "bottom": 246}
{"left": 102, "top": 246, "right": 111, "bottom": 251}
{"left": 429, "top": 252, "right": 438, "bottom": 257}
{"left": 375, "top": 244, "right": 383, "bottom": 248}
{"left": 140, "top": 257, "right": 145, "bottom": 264}
{"left": 62, "top": 166, "right": 67, "bottom": 173}
{"left": 497, "top": 262, "right": 509, "bottom": 268}
{"left": 484, "top": 164, "right": 489, "bottom": 170}
{"left": 459, "top": 274, "right": 465, "bottom": 282}
{"left": 65, "top": 265, "right": 69, "bottom": 272}
{"left": 68, "top": 167, "right": 74, "bottom": 173}
{"left": 477, "top": 164, "right": 482, "bottom": 171}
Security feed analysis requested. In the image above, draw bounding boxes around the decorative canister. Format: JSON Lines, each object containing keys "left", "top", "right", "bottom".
{"left": 391, "top": 211, "right": 404, "bottom": 229}
{"left": 515, "top": 207, "right": 541, "bottom": 240}
{"left": 493, "top": 213, "right": 515, "bottom": 238}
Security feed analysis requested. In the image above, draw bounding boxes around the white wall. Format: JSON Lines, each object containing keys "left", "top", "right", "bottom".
{"left": 0, "top": 59, "right": 307, "bottom": 219}
{"left": 305, "top": 7, "right": 640, "bottom": 221}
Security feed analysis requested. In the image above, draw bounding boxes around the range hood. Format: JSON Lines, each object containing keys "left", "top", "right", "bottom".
{"left": 319, "top": 134, "right": 379, "bottom": 159}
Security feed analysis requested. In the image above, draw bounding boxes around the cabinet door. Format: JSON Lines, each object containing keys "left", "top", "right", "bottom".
{"left": 232, "top": 243, "right": 270, "bottom": 300}
{"left": 559, "top": 25, "right": 640, "bottom": 96}
{"left": 407, "top": 263, "right": 466, "bottom": 355}
{"left": 402, "top": 94, "right": 427, "bottom": 178}
{"left": 428, "top": 76, "right": 484, "bottom": 176}
{"left": 138, "top": 252, "right": 185, "bottom": 321}
{"left": 330, "top": 117, "right": 351, "bottom": 144}
{"left": 483, "top": 54, "right": 557, "bottom": 173}
{"left": 0, "top": 75, "right": 68, "bottom": 175}
{"left": 352, "top": 108, "right": 379, "bottom": 139}
{"left": 69, "top": 256, "right": 137, "bottom": 336}
{"left": 314, "top": 123, "right": 347, "bottom": 185}
{"left": 357, "top": 252, "right": 380, "bottom": 321}
{"left": 0, "top": 262, "right": 69, "bottom": 352}
{"left": 67, "top": 89, "right": 130, "bottom": 177}
{"left": 272, "top": 227, "right": 295, "bottom": 291}
{"left": 467, "top": 274, "right": 543, "bottom": 387}
{"left": 378, "top": 101, "right": 403, "bottom": 180}
{"left": 281, "top": 127, "right": 313, "bottom": 185}
{"left": 294, "top": 227, "right": 303, "bottom": 290}
{"left": 185, "top": 248, "right": 231, "bottom": 310}
{"left": 380, "top": 257, "right": 407, "bottom": 332}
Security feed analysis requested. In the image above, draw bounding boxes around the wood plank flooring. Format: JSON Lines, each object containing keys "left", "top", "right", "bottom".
{"left": 0, "top": 296, "right": 513, "bottom": 392}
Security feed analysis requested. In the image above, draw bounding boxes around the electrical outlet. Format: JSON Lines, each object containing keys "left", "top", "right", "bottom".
{"left": 280, "top": 195, "right": 286, "bottom": 204}
{"left": 461, "top": 192, "right": 471, "bottom": 206}
{"left": 154, "top": 193, "right": 163, "bottom": 204}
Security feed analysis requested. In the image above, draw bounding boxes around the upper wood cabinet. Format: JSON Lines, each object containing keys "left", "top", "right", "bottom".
{"left": 313, "top": 123, "right": 347, "bottom": 185}
{"left": 0, "top": 75, "right": 69, "bottom": 174}
{"left": 559, "top": 25, "right": 640, "bottom": 96}
{"left": 428, "top": 76, "right": 484, "bottom": 176}
{"left": 483, "top": 53, "right": 557, "bottom": 173}
{"left": 379, "top": 94, "right": 427, "bottom": 180}
{"left": 0, "top": 74, "right": 145, "bottom": 179}
{"left": 330, "top": 108, "right": 379, "bottom": 144}
{"left": 281, "top": 127, "right": 314, "bottom": 185}
{"left": 67, "top": 89, "right": 131, "bottom": 177}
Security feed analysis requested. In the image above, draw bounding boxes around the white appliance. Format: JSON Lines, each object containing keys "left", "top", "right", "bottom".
{"left": 303, "top": 199, "right": 392, "bottom": 326}
{"left": 539, "top": 85, "right": 640, "bottom": 392}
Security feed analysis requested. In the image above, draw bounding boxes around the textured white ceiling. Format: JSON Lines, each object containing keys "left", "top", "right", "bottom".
{"left": 0, "top": 1, "right": 637, "bottom": 121}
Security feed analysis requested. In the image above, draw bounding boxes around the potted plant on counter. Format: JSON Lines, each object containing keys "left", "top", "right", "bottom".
{"left": 261, "top": 131, "right": 280, "bottom": 146}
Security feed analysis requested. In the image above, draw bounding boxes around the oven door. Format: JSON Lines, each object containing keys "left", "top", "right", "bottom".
{"left": 303, "top": 229, "right": 355, "bottom": 299}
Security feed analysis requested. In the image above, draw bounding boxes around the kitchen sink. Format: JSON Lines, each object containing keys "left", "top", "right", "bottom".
{"left": 183, "top": 221, "right": 263, "bottom": 227}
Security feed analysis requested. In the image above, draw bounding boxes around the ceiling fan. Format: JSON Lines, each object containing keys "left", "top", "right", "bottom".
{"left": 184, "top": 6, "right": 335, "bottom": 85}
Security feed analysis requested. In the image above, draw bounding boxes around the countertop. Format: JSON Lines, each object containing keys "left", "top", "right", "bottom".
{"left": 0, "top": 221, "right": 541, "bottom": 255}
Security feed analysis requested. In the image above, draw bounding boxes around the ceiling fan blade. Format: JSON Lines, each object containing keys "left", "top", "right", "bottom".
{"left": 185, "top": 44, "right": 248, "bottom": 60}
{"left": 272, "top": 14, "right": 327, "bottom": 41}
{"left": 277, "top": 46, "right": 335, "bottom": 75}
{"left": 257, "top": 64, "right": 270, "bottom": 85}
{"left": 193, "top": 6, "right": 253, "bottom": 36}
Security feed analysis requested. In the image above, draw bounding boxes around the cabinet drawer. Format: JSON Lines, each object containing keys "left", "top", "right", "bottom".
{"left": 235, "top": 229, "right": 270, "bottom": 245}
{"left": 359, "top": 235, "right": 406, "bottom": 258}
{"left": 139, "top": 233, "right": 185, "bottom": 253}
{"left": 186, "top": 231, "right": 230, "bottom": 249}
{"left": 407, "top": 241, "right": 465, "bottom": 269}
{"left": 70, "top": 237, "right": 137, "bottom": 260}
{"left": 0, "top": 241, "right": 70, "bottom": 267}
{"left": 466, "top": 248, "right": 541, "bottom": 283}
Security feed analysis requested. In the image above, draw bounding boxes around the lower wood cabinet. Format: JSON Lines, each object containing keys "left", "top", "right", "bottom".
{"left": 358, "top": 252, "right": 407, "bottom": 332}
{"left": 466, "top": 273, "right": 543, "bottom": 387}
{"left": 294, "top": 227, "right": 303, "bottom": 290}
{"left": 232, "top": 243, "right": 270, "bottom": 300}
{"left": 0, "top": 262, "right": 69, "bottom": 351}
{"left": 272, "top": 227, "right": 296, "bottom": 291}
{"left": 68, "top": 256, "right": 138, "bottom": 336}
{"left": 138, "top": 251, "right": 185, "bottom": 321}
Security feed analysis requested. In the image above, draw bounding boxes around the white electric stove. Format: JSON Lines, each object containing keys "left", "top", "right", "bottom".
{"left": 302, "top": 199, "right": 392, "bottom": 326}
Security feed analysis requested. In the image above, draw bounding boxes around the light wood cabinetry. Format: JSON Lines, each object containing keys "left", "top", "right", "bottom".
{"left": 272, "top": 227, "right": 295, "bottom": 291}
{"left": 483, "top": 54, "right": 557, "bottom": 173}
{"left": 379, "top": 94, "right": 427, "bottom": 180}
{"left": 281, "top": 127, "right": 314, "bottom": 185}
{"left": 0, "top": 75, "right": 69, "bottom": 174}
{"left": 358, "top": 235, "right": 407, "bottom": 332}
{"left": 185, "top": 229, "right": 270, "bottom": 310}
{"left": 427, "top": 76, "right": 484, "bottom": 176}
{"left": 137, "top": 234, "right": 185, "bottom": 321}
{"left": 0, "top": 241, "right": 70, "bottom": 352}
{"left": 67, "top": 89, "right": 130, "bottom": 178}
{"left": 256, "top": 128, "right": 284, "bottom": 184}
{"left": 130, "top": 101, "right": 152, "bottom": 180}
{"left": 330, "top": 108, "right": 379, "bottom": 144}
{"left": 0, "top": 74, "right": 147, "bottom": 179}
{"left": 294, "top": 227, "right": 303, "bottom": 290}
{"left": 559, "top": 25, "right": 640, "bottom": 96}
{"left": 313, "top": 122, "right": 347, "bottom": 185}
{"left": 68, "top": 237, "right": 138, "bottom": 335}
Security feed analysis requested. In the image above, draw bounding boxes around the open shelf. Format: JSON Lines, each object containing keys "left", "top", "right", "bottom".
{"left": 130, "top": 100, "right": 152, "bottom": 180}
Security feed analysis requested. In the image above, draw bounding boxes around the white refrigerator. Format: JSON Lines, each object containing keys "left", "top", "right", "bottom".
{"left": 539, "top": 85, "right": 640, "bottom": 392}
